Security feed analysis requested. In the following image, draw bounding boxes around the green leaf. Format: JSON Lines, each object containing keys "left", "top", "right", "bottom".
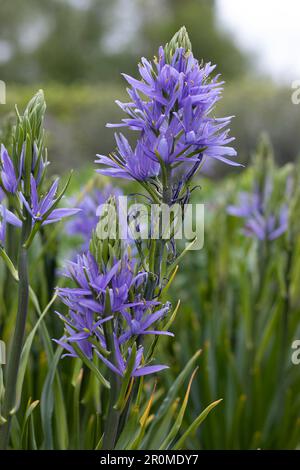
{"left": 72, "top": 368, "right": 83, "bottom": 449}
{"left": 11, "top": 292, "right": 57, "bottom": 414}
{"left": 0, "top": 247, "right": 19, "bottom": 281}
{"left": 21, "top": 399, "right": 39, "bottom": 449}
{"left": 159, "top": 368, "right": 198, "bottom": 449}
{"left": 147, "top": 398, "right": 180, "bottom": 450}
{"left": 127, "top": 384, "right": 156, "bottom": 450}
{"left": 143, "top": 350, "right": 201, "bottom": 447}
{"left": 173, "top": 399, "right": 223, "bottom": 450}
{"left": 40, "top": 347, "right": 62, "bottom": 449}
{"left": 28, "top": 289, "right": 69, "bottom": 450}
{"left": 151, "top": 349, "right": 201, "bottom": 422}
{"left": 72, "top": 344, "right": 110, "bottom": 390}
{"left": 114, "top": 344, "right": 136, "bottom": 411}
{"left": 167, "top": 238, "right": 198, "bottom": 275}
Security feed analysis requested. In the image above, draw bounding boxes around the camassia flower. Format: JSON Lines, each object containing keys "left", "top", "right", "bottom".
{"left": 0, "top": 186, "right": 22, "bottom": 246}
{"left": 96, "top": 45, "right": 239, "bottom": 183}
{"left": 0, "top": 204, "right": 22, "bottom": 246}
{"left": 96, "top": 135, "right": 160, "bottom": 181}
{"left": 96, "top": 336, "right": 168, "bottom": 377}
{"left": 55, "top": 251, "right": 172, "bottom": 377}
{"left": 0, "top": 144, "right": 22, "bottom": 194}
{"left": 227, "top": 184, "right": 289, "bottom": 241}
{"left": 19, "top": 175, "right": 80, "bottom": 225}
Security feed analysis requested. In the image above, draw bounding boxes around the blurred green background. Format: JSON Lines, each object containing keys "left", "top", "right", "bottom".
{"left": 1, "top": 0, "right": 299, "bottom": 174}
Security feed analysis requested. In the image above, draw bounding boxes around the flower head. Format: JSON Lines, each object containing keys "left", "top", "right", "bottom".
{"left": 97, "top": 44, "right": 239, "bottom": 184}
{"left": 228, "top": 180, "right": 289, "bottom": 241}
{"left": 55, "top": 250, "right": 172, "bottom": 377}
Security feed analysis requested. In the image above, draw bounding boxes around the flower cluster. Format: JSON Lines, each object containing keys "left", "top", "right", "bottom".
{"left": 0, "top": 92, "right": 80, "bottom": 248}
{"left": 96, "top": 32, "right": 239, "bottom": 192}
{"left": 55, "top": 251, "right": 172, "bottom": 377}
{"left": 227, "top": 181, "right": 289, "bottom": 241}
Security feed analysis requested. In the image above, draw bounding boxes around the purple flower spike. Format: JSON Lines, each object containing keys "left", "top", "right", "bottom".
{"left": 228, "top": 180, "right": 289, "bottom": 241}
{"left": 97, "top": 45, "right": 240, "bottom": 182}
{"left": 55, "top": 250, "right": 172, "bottom": 378}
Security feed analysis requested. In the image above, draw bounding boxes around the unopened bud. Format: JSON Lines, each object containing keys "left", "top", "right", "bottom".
{"left": 164, "top": 26, "right": 192, "bottom": 63}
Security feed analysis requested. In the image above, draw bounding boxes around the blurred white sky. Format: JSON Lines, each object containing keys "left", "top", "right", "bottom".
{"left": 217, "top": 0, "right": 300, "bottom": 83}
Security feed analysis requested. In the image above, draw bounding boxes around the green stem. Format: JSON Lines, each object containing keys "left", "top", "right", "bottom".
{"left": 0, "top": 218, "right": 30, "bottom": 449}
{"left": 144, "top": 164, "right": 171, "bottom": 300}
{"left": 277, "top": 242, "right": 293, "bottom": 416}
{"left": 102, "top": 378, "right": 121, "bottom": 450}
{"left": 102, "top": 303, "right": 121, "bottom": 450}
{"left": 2, "top": 202, "right": 18, "bottom": 317}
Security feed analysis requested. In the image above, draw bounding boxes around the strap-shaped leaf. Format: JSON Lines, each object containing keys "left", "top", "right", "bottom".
{"left": 173, "top": 399, "right": 223, "bottom": 449}
{"left": 11, "top": 292, "right": 57, "bottom": 415}
{"left": 142, "top": 349, "right": 201, "bottom": 448}
{"left": 159, "top": 368, "right": 198, "bottom": 449}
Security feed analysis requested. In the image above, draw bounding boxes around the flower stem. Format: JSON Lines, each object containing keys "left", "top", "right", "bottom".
{"left": 102, "top": 387, "right": 121, "bottom": 450}
{"left": 102, "top": 300, "right": 121, "bottom": 450}
{"left": 0, "top": 217, "right": 31, "bottom": 449}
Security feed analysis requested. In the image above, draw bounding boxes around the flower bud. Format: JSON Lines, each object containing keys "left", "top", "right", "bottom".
{"left": 164, "top": 26, "right": 192, "bottom": 63}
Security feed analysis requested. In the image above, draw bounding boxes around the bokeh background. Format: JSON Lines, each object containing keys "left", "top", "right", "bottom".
{"left": 1, "top": 0, "right": 300, "bottom": 174}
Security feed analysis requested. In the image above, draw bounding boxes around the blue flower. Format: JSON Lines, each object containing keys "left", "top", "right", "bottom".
{"left": 96, "top": 134, "right": 160, "bottom": 181}
{"left": 97, "top": 46, "right": 239, "bottom": 183}
{"left": 0, "top": 204, "right": 22, "bottom": 246}
{"left": 96, "top": 336, "right": 168, "bottom": 378}
{"left": 19, "top": 175, "right": 80, "bottom": 225}
{"left": 0, "top": 144, "right": 22, "bottom": 194}
{"left": 228, "top": 180, "right": 289, "bottom": 241}
{"left": 55, "top": 251, "right": 172, "bottom": 377}
{"left": 119, "top": 303, "right": 173, "bottom": 344}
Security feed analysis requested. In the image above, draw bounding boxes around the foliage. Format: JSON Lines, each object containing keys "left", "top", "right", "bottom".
{"left": 163, "top": 142, "right": 300, "bottom": 449}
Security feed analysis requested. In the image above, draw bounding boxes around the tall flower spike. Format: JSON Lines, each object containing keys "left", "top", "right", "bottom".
{"left": 55, "top": 250, "right": 172, "bottom": 377}
{"left": 97, "top": 28, "right": 240, "bottom": 186}
{"left": 0, "top": 90, "right": 81, "bottom": 450}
